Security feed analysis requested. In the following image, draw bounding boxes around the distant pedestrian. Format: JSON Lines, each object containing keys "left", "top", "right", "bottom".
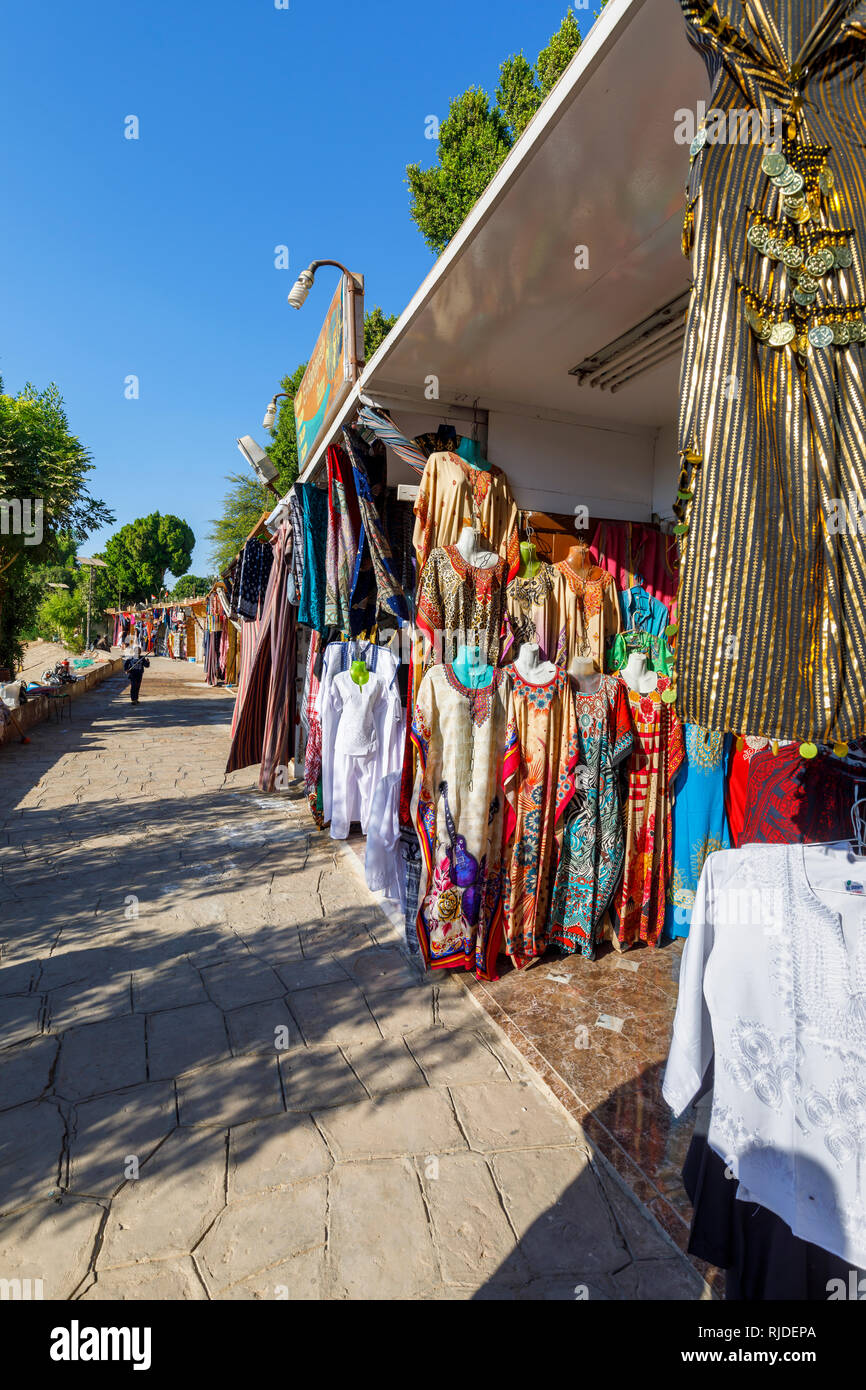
{"left": 123, "top": 643, "right": 149, "bottom": 703}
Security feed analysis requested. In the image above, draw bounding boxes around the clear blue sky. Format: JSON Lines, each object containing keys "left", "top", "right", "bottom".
{"left": 1, "top": 0, "right": 594, "bottom": 580}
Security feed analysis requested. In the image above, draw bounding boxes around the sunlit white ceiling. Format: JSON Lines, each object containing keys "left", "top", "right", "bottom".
{"left": 364, "top": 0, "right": 708, "bottom": 429}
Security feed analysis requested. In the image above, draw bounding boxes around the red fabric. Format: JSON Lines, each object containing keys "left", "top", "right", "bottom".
{"left": 589, "top": 520, "right": 679, "bottom": 611}
{"left": 725, "top": 742, "right": 760, "bottom": 848}
{"left": 742, "top": 743, "right": 861, "bottom": 845}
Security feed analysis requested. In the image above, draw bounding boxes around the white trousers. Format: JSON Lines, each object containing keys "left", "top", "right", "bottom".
{"left": 329, "top": 752, "right": 377, "bottom": 840}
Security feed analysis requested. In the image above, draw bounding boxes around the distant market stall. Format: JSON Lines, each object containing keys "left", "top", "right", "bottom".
{"left": 105, "top": 596, "right": 207, "bottom": 662}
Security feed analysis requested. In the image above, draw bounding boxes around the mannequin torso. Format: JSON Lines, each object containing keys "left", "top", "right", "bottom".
{"left": 518, "top": 540, "right": 542, "bottom": 579}
{"left": 513, "top": 642, "right": 557, "bottom": 686}
{"left": 452, "top": 642, "right": 494, "bottom": 689}
{"left": 456, "top": 525, "right": 499, "bottom": 569}
{"left": 621, "top": 651, "right": 657, "bottom": 694}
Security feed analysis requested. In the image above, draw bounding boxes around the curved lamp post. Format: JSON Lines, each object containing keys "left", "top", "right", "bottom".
{"left": 287, "top": 259, "right": 365, "bottom": 382}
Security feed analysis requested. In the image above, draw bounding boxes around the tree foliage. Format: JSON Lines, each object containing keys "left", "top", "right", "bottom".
{"left": 36, "top": 588, "right": 87, "bottom": 649}
{"left": 208, "top": 311, "right": 399, "bottom": 578}
{"left": 264, "top": 360, "right": 307, "bottom": 496}
{"left": 407, "top": 10, "right": 583, "bottom": 255}
{"left": 206, "top": 472, "right": 270, "bottom": 576}
{"left": 0, "top": 379, "right": 113, "bottom": 672}
{"left": 170, "top": 574, "right": 211, "bottom": 599}
{"left": 407, "top": 90, "right": 512, "bottom": 257}
{"left": 102, "top": 512, "right": 195, "bottom": 604}
{"left": 364, "top": 306, "right": 399, "bottom": 360}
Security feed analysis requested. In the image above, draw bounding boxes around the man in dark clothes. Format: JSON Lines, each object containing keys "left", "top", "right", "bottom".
{"left": 123, "top": 644, "right": 149, "bottom": 703}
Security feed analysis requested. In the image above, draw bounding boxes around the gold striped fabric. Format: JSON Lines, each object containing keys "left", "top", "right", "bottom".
{"left": 676, "top": 0, "right": 866, "bottom": 742}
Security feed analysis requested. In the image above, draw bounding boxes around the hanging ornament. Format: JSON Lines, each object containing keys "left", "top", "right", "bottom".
{"left": 799, "top": 741, "right": 818, "bottom": 759}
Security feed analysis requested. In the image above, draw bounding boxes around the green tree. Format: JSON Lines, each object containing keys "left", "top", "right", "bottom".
{"left": 496, "top": 53, "right": 541, "bottom": 142}
{"left": 102, "top": 513, "right": 195, "bottom": 604}
{"left": 0, "top": 380, "right": 113, "bottom": 672}
{"left": 536, "top": 9, "right": 582, "bottom": 97}
{"left": 364, "top": 306, "right": 399, "bottom": 360}
{"left": 407, "top": 89, "right": 512, "bottom": 256}
{"left": 170, "top": 574, "right": 211, "bottom": 599}
{"left": 265, "top": 361, "right": 307, "bottom": 495}
{"left": 206, "top": 473, "right": 270, "bottom": 576}
{"left": 407, "top": 11, "right": 582, "bottom": 255}
{"left": 35, "top": 588, "right": 87, "bottom": 650}
{"left": 209, "top": 311, "right": 401, "bottom": 578}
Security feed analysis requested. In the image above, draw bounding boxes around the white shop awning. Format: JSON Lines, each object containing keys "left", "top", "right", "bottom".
{"left": 278, "top": 0, "right": 707, "bottom": 515}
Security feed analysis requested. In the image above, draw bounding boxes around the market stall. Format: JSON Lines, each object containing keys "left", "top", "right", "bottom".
{"left": 235, "top": 0, "right": 866, "bottom": 1296}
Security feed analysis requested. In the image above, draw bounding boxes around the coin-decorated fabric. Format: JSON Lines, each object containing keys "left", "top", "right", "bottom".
{"left": 676, "top": 0, "right": 866, "bottom": 743}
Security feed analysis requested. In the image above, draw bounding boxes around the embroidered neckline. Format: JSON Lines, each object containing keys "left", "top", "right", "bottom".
{"left": 509, "top": 564, "right": 554, "bottom": 605}
{"left": 440, "top": 451, "right": 503, "bottom": 483}
{"left": 555, "top": 559, "right": 611, "bottom": 594}
{"left": 442, "top": 663, "right": 502, "bottom": 727}
{"left": 509, "top": 664, "right": 562, "bottom": 694}
{"left": 444, "top": 544, "right": 505, "bottom": 582}
{"left": 444, "top": 663, "right": 501, "bottom": 698}
{"left": 575, "top": 674, "right": 611, "bottom": 699}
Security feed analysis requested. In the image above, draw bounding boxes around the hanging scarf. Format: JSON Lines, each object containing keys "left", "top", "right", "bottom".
{"left": 342, "top": 428, "right": 411, "bottom": 625}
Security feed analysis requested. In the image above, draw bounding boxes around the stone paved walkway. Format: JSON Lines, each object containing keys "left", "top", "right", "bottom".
{"left": 0, "top": 659, "right": 706, "bottom": 1300}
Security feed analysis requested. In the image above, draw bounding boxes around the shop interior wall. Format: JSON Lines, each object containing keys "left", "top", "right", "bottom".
{"left": 487, "top": 412, "right": 656, "bottom": 521}
{"left": 651, "top": 419, "right": 680, "bottom": 522}
{"left": 382, "top": 404, "right": 658, "bottom": 526}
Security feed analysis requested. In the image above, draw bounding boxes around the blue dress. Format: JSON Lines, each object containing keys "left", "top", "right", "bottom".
{"left": 297, "top": 483, "right": 327, "bottom": 632}
{"left": 665, "top": 725, "right": 731, "bottom": 938}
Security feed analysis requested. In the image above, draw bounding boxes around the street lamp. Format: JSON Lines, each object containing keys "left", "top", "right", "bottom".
{"left": 287, "top": 259, "right": 365, "bottom": 382}
{"left": 287, "top": 259, "right": 363, "bottom": 309}
{"left": 77, "top": 556, "right": 108, "bottom": 649}
{"left": 237, "top": 435, "right": 280, "bottom": 496}
{"left": 263, "top": 392, "right": 289, "bottom": 431}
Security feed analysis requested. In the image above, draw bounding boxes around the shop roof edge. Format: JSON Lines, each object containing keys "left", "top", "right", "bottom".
{"left": 271, "top": 0, "right": 647, "bottom": 508}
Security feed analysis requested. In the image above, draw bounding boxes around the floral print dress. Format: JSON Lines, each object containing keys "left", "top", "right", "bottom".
{"left": 410, "top": 665, "right": 516, "bottom": 981}
{"left": 501, "top": 666, "right": 580, "bottom": 966}
{"left": 549, "top": 674, "right": 634, "bottom": 958}
{"left": 611, "top": 676, "right": 684, "bottom": 949}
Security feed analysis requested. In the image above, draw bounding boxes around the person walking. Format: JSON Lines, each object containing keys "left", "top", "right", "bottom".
{"left": 123, "top": 643, "right": 149, "bottom": 703}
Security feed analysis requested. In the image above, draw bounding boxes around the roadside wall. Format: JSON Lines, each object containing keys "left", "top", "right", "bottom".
{"left": 0, "top": 657, "right": 124, "bottom": 748}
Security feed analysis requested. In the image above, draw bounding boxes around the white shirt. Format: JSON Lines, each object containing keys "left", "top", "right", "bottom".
{"left": 320, "top": 669, "right": 402, "bottom": 833}
{"left": 664, "top": 842, "right": 866, "bottom": 1267}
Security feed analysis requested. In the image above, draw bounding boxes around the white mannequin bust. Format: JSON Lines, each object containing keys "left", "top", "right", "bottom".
{"left": 514, "top": 642, "right": 557, "bottom": 685}
{"left": 456, "top": 524, "right": 498, "bottom": 569}
{"left": 569, "top": 654, "right": 599, "bottom": 692}
{"left": 621, "top": 651, "right": 657, "bottom": 694}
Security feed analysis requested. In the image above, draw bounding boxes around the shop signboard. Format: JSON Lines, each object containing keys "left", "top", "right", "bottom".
{"left": 294, "top": 276, "right": 364, "bottom": 468}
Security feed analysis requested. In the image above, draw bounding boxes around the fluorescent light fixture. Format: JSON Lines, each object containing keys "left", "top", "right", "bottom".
{"left": 570, "top": 291, "right": 690, "bottom": 394}
{"left": 288, "top": 267, "right": 316, "bottom": 310}
{"left": 262, "top": 391, "right": 289, "bottom": 431}
{"left": 237, "top": 435, "right": 278, "bottom": 486}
